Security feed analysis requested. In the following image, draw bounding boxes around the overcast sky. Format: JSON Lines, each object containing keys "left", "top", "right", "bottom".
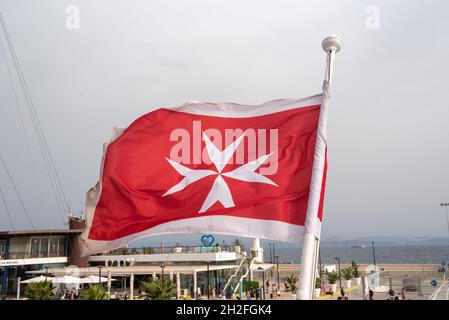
{"left": 0, "top": 0, "right": 448, "bottom": 242}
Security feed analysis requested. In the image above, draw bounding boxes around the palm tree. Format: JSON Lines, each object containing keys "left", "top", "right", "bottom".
{"left": 24, "top": 281, "right": 55, "bottom": 300}
{"left": 284, "top": 274, "right": 298, "bottom": 294}
{"left": 81, "top": 284, "right": 109, "bottom": 300}
{"left": 142, "top": 278, "right": 176, "bottom": 300}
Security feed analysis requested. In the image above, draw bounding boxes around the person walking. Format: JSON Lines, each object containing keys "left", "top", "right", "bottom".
{"left": 401, "top": 288, "right": 407, "bottom": 300}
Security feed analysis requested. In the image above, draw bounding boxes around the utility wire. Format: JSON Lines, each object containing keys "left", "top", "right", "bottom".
{"left": 0, "top": 153, "right": 35, "bottom": 229}
{"left": 0, "top": 12, "right": 69, "bottom": 218}
{"left": 0, "top": 184, "right": 14, "bottom": 231}
{"left": 0, "top": 27, "right": 65, "bottom": 226}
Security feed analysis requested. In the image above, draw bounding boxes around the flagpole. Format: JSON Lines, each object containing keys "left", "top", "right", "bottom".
{"left": 297, "top": 35, "right": 342, "bottom": 300}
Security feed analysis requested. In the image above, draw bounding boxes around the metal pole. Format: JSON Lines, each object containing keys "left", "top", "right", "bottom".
{"left": 161, "top": 265, "right": 165, "bottom": 298}
{"left": 275, "top": 256, "right": 280, "bottom": 289}
{"left": 16, "top": 277, "right": 20, "bottom": 300}
{"left": 297, "top": 35, "right": 342, "bottom": 300}
{"left": 262, "top": 271, "right": 265, "bottom": 300}
{"left": 207, "top": 262, "right": 210, "bottom": 300}
{"left": 2, "top": 266, "right": 7, "bottom": 301}
{"left": 272, "top": 243, "right": 276, "bottom": 277}
{"left": 319, "top": 249, "right": 323, "bottom": 279}
{"left": 336, "top": 258, "right": 342, "bottom": 290}
{"left": 441, "top": 203, "right": 449, "bottom": 235}
{"left": 98, "top": 266, "right": 102, "bottom": 285}
{"left": 372, "top": 241, "right": 377, "bottom": 267}
{"left": 45, "top": 267, "right": 49, "bottom": 281}
{"left": 269, "top": 243, "right": 272, "bottom": 264}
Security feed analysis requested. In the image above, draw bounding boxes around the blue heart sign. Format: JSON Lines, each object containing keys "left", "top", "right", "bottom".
{"left": 201, "top": 234, "right": 215, "bottom": 247}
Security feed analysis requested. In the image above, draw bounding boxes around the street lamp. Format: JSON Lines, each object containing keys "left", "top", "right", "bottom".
{"left": 334, "top": 257, "right": 342, "bottom": 290}
{"left": 206, "top": 262, "right": 210, "bottom": 300}
{"left": 257, "top": 267, "right": 266, "bottom": 300}
{"left": 97, "top": 266, "right": 103, "bottom": 285}
{"left": 160, "top": 265, "right": 166, "bottom": 294}
{"left": 275, "top": 256, "right": 280, "bottom": 290}
{"left": 268, "top": 243, "right": 273, "bottom": 264}
{"left": 371, "top": 241, "right": 377, "bottom": 268}
{"left": 440, "top": 203, "right": 449, "bottom": 235}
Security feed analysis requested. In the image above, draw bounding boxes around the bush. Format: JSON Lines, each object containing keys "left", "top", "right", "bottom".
{"left": 241, "top": 280, "right": 259, "bottom": 292}
{"left": 326, "top": 271, "right": 339, "bottom": 284}
{"left": 342, "top": 267, "right": 354, "bottom": 280}
{"left": 352, "top": 261, "right": 361, "bottom": 278}
{"left": 142, "top": 277, "right": 176, "bottom": 300}
{"left": 81, "top": 284, "right": 109, "bottom": 300}
{"left": 315, "top": 277, "right": 322, "bottom": 289}
{"left": 285, "top": 274, "right": 298, "bottom": 293}
{"left": 24, "top": 281, "right": 54, "bottom": 300}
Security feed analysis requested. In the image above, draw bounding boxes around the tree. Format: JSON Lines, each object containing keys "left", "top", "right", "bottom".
{"left": 24, "top": 281, "right": 55, "bottom": 300}
{"left": 351, "top": 260, "right": 361, "bottom": 278}
{"left": 284, "top": 274, "right": 298, "bottom": 293}
{"left": 142, "top": 277, "right": 176, "bottom": 300}
{"left": 143, "top": 247, "right": 154, "bottom": 254}
{"left": 326, "top": 271, "right": 339, "bottom": 284}
{"left": 342, "top": 267, "right": 354, "bottom": 281}
{"left": 81, "top": 284, "right": 109, "bottom": 300}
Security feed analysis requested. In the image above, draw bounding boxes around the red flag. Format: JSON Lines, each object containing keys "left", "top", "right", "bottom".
{"left": 80, "top": 85, "right": 329, "bottom": 256}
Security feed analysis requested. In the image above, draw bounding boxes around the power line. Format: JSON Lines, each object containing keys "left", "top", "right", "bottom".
{"left": 0, "top": 184, "right": 14, "bottom": 231}
{"left": 0, "top": 153, "right": 34, "bottom": 229}
{"left": 0, "top": 26, "right": 65, "bottom": 226}
{"left": 0, "top": 12, "right": 69, "bottom": 220}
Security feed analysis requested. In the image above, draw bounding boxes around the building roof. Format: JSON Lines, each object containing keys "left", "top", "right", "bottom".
{"left": 27, "top": 264, "right": 240, "bottom": 276}
{"left": 0, "top": 229, "right": 83, "bottom": 237}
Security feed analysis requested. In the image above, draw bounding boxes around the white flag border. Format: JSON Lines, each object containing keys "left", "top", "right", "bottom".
{"left": 79, "top": 93, "right": 325, "bottom": 257}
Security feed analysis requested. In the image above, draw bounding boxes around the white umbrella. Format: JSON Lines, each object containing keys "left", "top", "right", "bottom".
{"left": 53, "top": 275, "right": 83, "bottom": 284}
{"left": 21, "top": 275, "right": 54, "bottom": 283}
{"left": 80, "top": 275, "right": 114, "bottom": 284}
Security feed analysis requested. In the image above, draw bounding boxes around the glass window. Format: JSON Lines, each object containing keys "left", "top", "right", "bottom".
{"left": 30, "top": 238, "right": 40, "bottom": 258}
{"left": 9, "top": 237, "right": 30, "bottom": 259}
{"left": 49, "top": 237, "right": 58, "bottom": 257}
{"left": 57, "top": 238, "right": 66, "bottom": 256}
{"left": 0, "top": 240, "right": 6, "bottom": 259}
{"left": 40, "top": 238, "right": 49, "bottom": 257}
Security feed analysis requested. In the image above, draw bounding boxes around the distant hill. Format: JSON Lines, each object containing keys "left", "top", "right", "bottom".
{"left": 127, "top": 233, "right": 449, "bottom": 248}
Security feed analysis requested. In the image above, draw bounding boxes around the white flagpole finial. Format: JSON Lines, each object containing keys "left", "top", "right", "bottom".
{"left": 321, "top": 35, "right": 343, "bottom": 53}
{"left": 321, "top": 35, "right": 342, "bottom": 85}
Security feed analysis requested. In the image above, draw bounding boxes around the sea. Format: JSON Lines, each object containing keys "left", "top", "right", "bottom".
{"left": 272, "top": 245, "right": 449, "bottom": 264}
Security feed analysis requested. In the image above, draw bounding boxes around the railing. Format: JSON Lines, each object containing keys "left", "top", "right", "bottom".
{"left": 234, "top": 257, "right": 257, "bottom": 293}
{"left": 1, "top": 251, "right": 66, "bottom": 260}
{"left": 101, "top": 245, "right": 241, "bottom": 256}
{"left": 223, "top": 254, "right": 248, "bottom": 292}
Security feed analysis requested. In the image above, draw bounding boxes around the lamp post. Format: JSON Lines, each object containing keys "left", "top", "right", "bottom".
{"left": 272, "top": 243, "right": 276, "bottom": 277}
{"left": 45, "top": 266, "right": 49, "bottom": 281}
{"left": 275, "top": 256, "right": 280, "bottom": 290}
{"left": 207, "top": 262, "right": 210, "bottom": 300}
{"left": 97, "top": 266, "right": 103, "bottom": 285}
{"left": 268, "top": 243, "right": 272, "bottom": 264}
{"left": 440, "top": 203, "right": 449, "bottom": 235}
{"left": 334, "top": 257, "right": 342, "bottom": 290}
{"left": 257, "top": 267, "right": 265, "bottom": 300}
{"left": 160, "top": 265, "right": 165, "bottom": 296}
{"left": 371, "top": 241, "right": 377, "bottom": 267}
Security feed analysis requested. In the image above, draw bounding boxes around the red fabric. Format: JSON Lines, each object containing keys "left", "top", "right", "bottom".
{"left": 88, "top": 105, "right": 321, "bottom": 240}
{"left": 317, "top": 147, "right": 328, "bottom": 221}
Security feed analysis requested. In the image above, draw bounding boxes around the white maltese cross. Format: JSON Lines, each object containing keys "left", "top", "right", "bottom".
{"left": 162, "top": 132, "right": 277, "bottom": 213}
